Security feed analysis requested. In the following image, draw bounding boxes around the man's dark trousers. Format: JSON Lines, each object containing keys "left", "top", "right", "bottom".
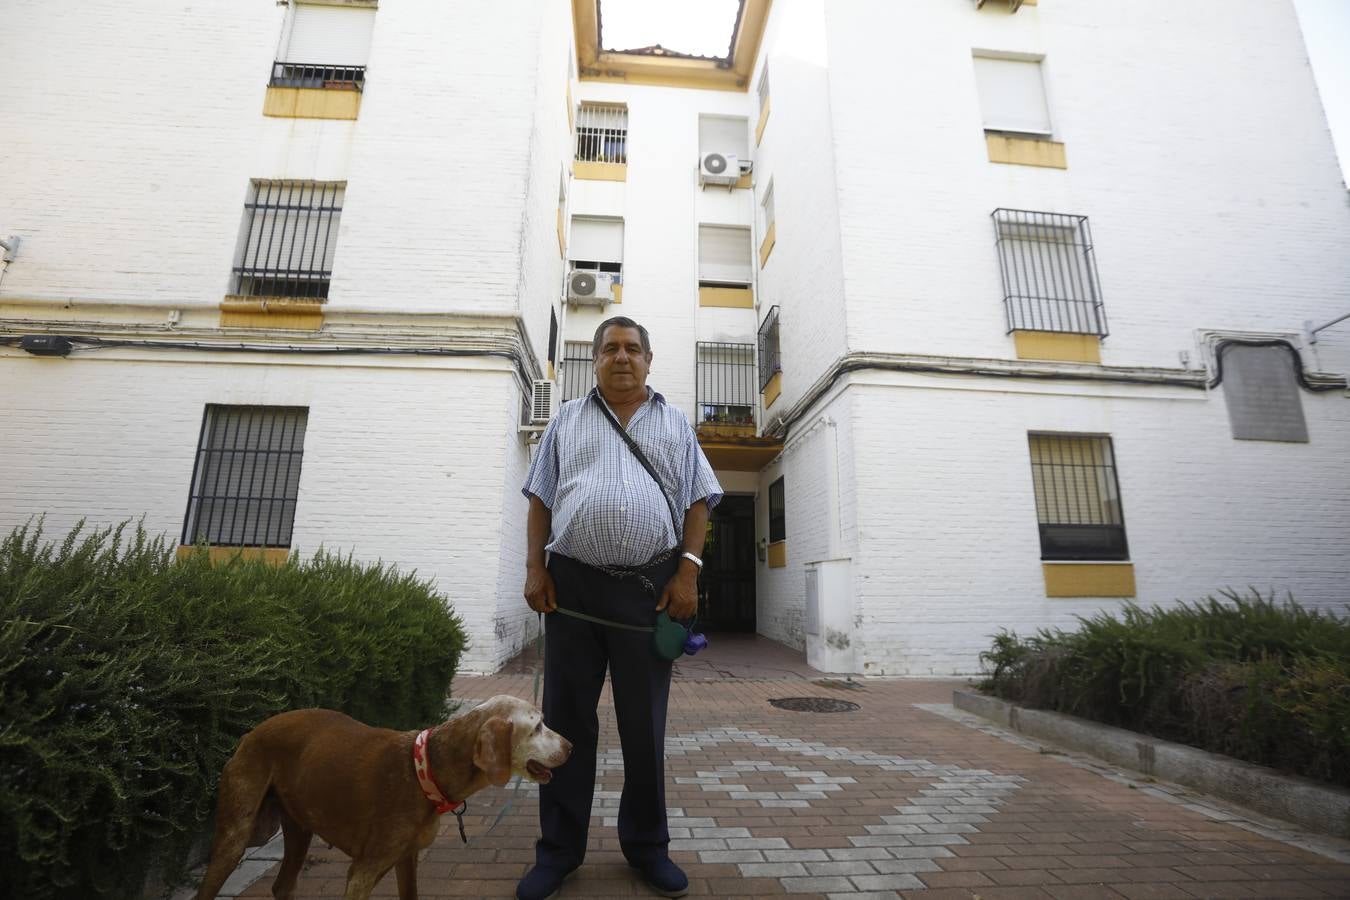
{"left": 535, "top": 552, "right": 678, "bottom": 871}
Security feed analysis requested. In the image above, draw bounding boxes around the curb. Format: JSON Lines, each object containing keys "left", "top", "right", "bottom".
{"left": 953, "top": 689, "right": 1350, "bottom": 840}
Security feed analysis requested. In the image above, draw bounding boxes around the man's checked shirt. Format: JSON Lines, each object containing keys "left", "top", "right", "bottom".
{"left": 522, "top": 387, "right": 723, "bottom": 568}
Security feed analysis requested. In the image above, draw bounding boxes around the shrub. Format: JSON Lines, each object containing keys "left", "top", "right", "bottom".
{"left": 0, "top": 520, "right": 466, "bottom": 900}
{"left": 979, "top": 589, "right": 1350, "bottom": 788}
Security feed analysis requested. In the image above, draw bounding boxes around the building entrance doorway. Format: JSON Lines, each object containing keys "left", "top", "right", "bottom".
{"left": 697, "top": 494, "right": 756, "bottom": 632}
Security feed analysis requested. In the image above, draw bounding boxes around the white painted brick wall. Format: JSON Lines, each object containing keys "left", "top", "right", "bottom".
{"left": 0, "top": 351, "right": 524, "bottom": 673}
{"left": 845, "top": 375, "right": 1350, "bottom": 675}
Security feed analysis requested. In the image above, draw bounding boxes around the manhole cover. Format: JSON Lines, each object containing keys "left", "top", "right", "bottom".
{"left": 768, "top": 697, "right": 860, "bottom": 713}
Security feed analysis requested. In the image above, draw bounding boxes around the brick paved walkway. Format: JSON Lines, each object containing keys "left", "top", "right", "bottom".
{"left": 228, "top": 637, "right": 1350, "bottom": 900}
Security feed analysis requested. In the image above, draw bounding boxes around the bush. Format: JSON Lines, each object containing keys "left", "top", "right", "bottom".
{"left": 0, "top": 520, "right": 467, "bottom": 900}
{"left": 980, "top": 589, "right": 1350, "bottom": 788}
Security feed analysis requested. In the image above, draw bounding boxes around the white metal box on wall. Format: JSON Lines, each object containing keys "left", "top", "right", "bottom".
{"left": 804, "top": 558, "right": 854, "bottom": 673}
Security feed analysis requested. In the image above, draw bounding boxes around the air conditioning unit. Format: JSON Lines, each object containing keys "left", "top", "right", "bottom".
{"left": 529, "top": 378, "right": 558, "bottom": 426}
{"left": 567, "top": 269, "right": 615, "bottom": 305}
{"left": 699, "top": 151, "right": 740, "bottom": 186}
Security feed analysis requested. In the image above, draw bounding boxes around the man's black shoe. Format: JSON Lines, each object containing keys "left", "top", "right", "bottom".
{"left": 516, "top": 864, "right": 576, "bottom": 900}
{"left": 629, "top": 857, "right": 689, "bottom": 898}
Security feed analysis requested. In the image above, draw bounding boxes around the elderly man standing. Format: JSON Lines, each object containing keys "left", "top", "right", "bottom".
{"left": 517, "top": 316, "right": 722, "bottom": 900}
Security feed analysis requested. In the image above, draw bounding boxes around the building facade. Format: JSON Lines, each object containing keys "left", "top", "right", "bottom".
{"left": 2, "top": 0, "right": 1347, "bottom": 674}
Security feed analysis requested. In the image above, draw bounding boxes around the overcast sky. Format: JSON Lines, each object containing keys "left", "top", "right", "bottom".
{"left": 1294, "top": 0, "right": 1350, "bottom": 184}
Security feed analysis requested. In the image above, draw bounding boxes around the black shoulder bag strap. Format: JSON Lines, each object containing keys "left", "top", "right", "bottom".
{"left": 591, "top": 392, "right": 682, "bottom": 540}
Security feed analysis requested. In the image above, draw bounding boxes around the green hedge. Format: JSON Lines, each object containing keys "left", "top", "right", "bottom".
{"left": 979, "top": 589, "right": 1350, "bottom": 788}
{"left": 0, "top": 520, "right": 467, "bottom": 900}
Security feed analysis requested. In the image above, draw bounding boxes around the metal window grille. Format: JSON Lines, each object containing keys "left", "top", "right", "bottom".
{"left": 559, "top": 340, "right": 596, "bottom": 401}
{"left": 233, "top": 181, "right": 344, "bottom": 299}
{"left": 992, "top": 208, "right": 1107, "bottom": 336}
{"left": 575, "top": 103, "right": 628, "bottom": 164}
{"left": 269, "top": 61, "right": 366, "bottom": 91}
{"left": 757, "top": 305, "right": 781, "bottom": 390}
{"left": 182, "top": 406, "right": 308, "bottom": 548}
{"left": 768, "top": 476, "right": 786, "bottom": 543}
{"left": 1027, "top": 433, "right": 1128, "bottom": 561}
{"left": 696, "top": 342, "right": 756, "bottom": 427}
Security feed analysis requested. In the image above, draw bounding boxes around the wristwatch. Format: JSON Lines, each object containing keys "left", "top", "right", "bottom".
{"left": 680, "top": 551, "right": 703, "bottom": 569}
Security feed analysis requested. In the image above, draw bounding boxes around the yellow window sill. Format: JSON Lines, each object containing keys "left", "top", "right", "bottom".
{"left": 758, "top": 222, "right": 776, "bottom": 268}
{"left": 1042, "top": 562, "right": 1135, "bottom": 598}
{"left": 762, "top": 370, "right": 782, "bottom": 409}
{"left": 220, "top": 297, "right": 325, "bottom": 330}
{"left": 698, "top": 285, "right": 754, "bottom": 308}
{"left": 263, "top": 86, "right": 361, "bottom": 120}
{"left": 1012, "top": 330, "right": 1101, "bottom": 363}
{"left": 986, "top": 133, "right": 1067, "bottom": 169}
{"left": 177, "top": 546, "right": 291, "bottom": 565}
{"left": 574, "top": 161, "right": 627, "bottom": 182}
{"left": 767, "top": 540, "right": 786, "bottom": 568}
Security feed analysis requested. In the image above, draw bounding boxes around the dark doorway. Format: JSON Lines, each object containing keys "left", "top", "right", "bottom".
{"left": 698, "top": 494, "right": 756, "bottom": 632}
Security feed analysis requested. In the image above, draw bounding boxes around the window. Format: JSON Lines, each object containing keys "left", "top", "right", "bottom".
{"left": 973, "top": 54, "right": 1051, "bottom": 136}
{"left": 183, "top": 406, "right": 308, "bottom": 548}
{"left": 993, "top": 208, "right": 1106, "bottom": 336}
{"left": 1028, "top": 434, "right": 1128, "bottom": 561}
{"left": 575, "top": 103, "right": 628, "bottom": 164}
{"left": 233, "top": 181, "right": 344, "bottom": 299}
{"left": 757, "top": 304, "right": 781, "bottom": 390}
{"left": 760, "top": 181, "right": 775, "bottom": 234}
{"left": 547, "top": 308, "right": 558, "bottom": 372}
{"left": 768, "top": 476, "right": 786, "bottom": 543}
{"left": 568, "top": 216, "right": 624, "bottom": 274}
{"left": 698, "top": 225, "right": 752, "bottom": 287}
{"left": 699, "top": 115, "right": 749, "bottom": 161}
{"left": 757, "top": 67, "right": 771, "bottom": 110}
{"left": 271, "top": 3, "right": 375, "bottom": 91}
{"left": 697, "top": 342, "right": 756, "bottom": 427}
{"left": 1219, "top": 343, "right": 1310, "bottom": 443}
{"left": 560, "top": 340, "right": 595, "bottom": 401}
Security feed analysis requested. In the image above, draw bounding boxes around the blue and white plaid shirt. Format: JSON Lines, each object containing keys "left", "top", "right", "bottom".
{"left": 522, "top": 387, "right": 723, "bottom": 568}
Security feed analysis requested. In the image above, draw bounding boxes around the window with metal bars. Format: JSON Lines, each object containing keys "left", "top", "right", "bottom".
{"left": 1027, "top": 434, "right": 1128, "bottom": 561}
{"left": 575, "top": 103, "right": 628, "bottom": 164}
{"left": 992, "top": 208, "right": 1106, "bottom": 336}
{"left": 233, "top": 181, "right": 344, "bottom": 300}
{"left": 697, "top": 342, "right": 756, "bottom": 427}
{"left": 757, "top": 305, "right": 781, "bottom": 390}
{"left": 768, "top": 476, "right": 786, "bottom": 543}
{"left": 182, "top": 406, "right": 308, "bottom": 548}
{"left": 559, "top": 340, "right": 596, "bottom": 401}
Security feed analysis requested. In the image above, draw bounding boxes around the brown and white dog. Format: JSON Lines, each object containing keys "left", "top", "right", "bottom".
{"left": 194, "top": 694, "right": 570, "bottom": 900}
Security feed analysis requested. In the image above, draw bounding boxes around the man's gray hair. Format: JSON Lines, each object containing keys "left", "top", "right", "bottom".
{"left": 592, "top": 316, "right": 652, "bottom": 359}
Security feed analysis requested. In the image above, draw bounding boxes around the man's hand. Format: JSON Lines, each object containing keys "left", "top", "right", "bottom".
{"left": 656, "top": 564, "right": 699, "bottom": 620}
{"left": 524, "top": 563, "right": 557, "bottom": 613}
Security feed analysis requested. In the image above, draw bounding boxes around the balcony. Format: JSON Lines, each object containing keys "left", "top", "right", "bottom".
{"left": 695, "top": 341, "right": 782, "bottom": 471}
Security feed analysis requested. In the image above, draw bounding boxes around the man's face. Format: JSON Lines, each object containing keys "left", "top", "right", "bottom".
{"left": 594, "top": 326, "right": 652, "bottom": 395}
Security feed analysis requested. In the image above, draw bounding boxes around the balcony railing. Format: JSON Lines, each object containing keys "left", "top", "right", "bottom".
{"left": 697, "top": 342, "right": 757, "bottom": 431}
{"left": 559, "top": 341, "right": 596, "bottom": 402}
{"left": 269, "top": 61, "right": 366, "bottom": 92}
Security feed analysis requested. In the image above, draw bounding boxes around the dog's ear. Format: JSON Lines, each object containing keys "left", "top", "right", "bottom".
{"left": 473, "top": 716, "right": 514, "bottom": 787}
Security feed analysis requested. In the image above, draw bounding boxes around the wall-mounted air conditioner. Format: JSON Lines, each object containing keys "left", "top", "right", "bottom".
{"left": 567, "top": 269, "right": 615, "bottom": 305}
{"left": 527, "top": 378, "right": 558, "bottom": 428}
{"left": 699, "top": 151, "right": 740, "bottom": 186}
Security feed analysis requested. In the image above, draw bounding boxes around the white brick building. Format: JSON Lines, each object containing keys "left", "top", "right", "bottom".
{"left": 2, "top": 0, "right": 1347, "bottom": 674}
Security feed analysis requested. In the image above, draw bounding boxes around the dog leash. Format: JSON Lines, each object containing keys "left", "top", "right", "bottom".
{"left": 478, "top": 612, "right": 545, "bottom": 841}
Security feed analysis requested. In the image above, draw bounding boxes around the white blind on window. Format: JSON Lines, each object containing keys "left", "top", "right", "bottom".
{"left": 699, "top": 225, "right": 752, "bottom": 284}
{"left": 569, "top": 217, "right": 624, "bottom": 263}
{"left": 285, "top": 4, "right": 376, "bottom": 65}
{"left": 973, "top": 56, "right": 1051, "bottom": 134}
{"left": 699, "top": 116, "right": 748, "bottom": 158}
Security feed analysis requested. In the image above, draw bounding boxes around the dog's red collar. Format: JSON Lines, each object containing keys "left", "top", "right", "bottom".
{"left": 413, "top": 728, "right": 465, "bottom": 816}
